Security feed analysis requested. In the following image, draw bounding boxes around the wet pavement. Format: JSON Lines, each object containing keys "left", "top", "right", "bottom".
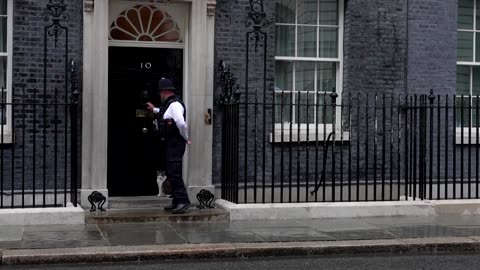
{"left": 1, "top": 216, "right": 480, "bottom": 250}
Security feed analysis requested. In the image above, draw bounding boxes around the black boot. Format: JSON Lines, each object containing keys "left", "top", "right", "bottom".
{"left": 164, "top": 203, "right": 176, "bottom": 211}
{"left": 172, "top": 203, "right": 191, "bottom": 214}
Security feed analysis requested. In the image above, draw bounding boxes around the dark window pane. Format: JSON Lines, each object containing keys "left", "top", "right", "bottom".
{"left": 0, "top": 0, "right": 6, "bottom": 16}
{"left": 477, "top": 0, "right": 480, "bottom": 30}
{"left": 476, "top": 33, "right": 480, "bottom": 62}
{"left": 319, "top": 0, "right": 338, "bottom": 25}
{"left": 473, "top": 67, "right": 480, "bottom": 96}
{"left": 297, "top": 26, "right": 317, "bottom": 57}
{"left": 0, "top": 57, "right": 5, "bottom": 126}
{"left": 317, "top": 93, "right": 334, "bottom": 124}
{"left": 456, "top": 97, "right": 471, "bottom": 128}
{"left": 276, "top": 25, "right": 295, "bottom": 56}
{"left": 0, "top": 89, "right": 4, "bottom": 126}
{"left": 297, "top": 92, "right": 315, "bottom": 124}
{"left": 318, "top": 62, "right": 336, "bottom": 92}
{"left": 459, "top": 0, "right": 474, "bottom": 29}
{"left": 473, "top": 97, "right": 479, "bottom": 127}
{"left": 295, "top": 62, "right": 315, "bottom": 92}
{"left": 319, "top": 27, "right": 338, "bottom": 58}
{"left": 457, "top": 65, "right": 471, "bottom": 96}
{"left": 275, "top": 92, "right": 292, "bottom": 123}
{"left": 275, "top": 0, "right": 295, "bottom": 23}
{"left": 458, "top": 31, "right": 474, "bottom": 61}
{"left": 0, "top": 17, "right": 6, "bottom": 53}
{"left": 298, "top": 0, "right": 317, "bottom": 25}
{"left": 275, "top": 61, "right": 293, "bottom": 92}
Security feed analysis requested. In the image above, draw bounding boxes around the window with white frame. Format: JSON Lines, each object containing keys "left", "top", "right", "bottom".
{"left": 0, "top": 0, "right": 11, "bottom": 133}
{"left": 457, "top": 0, "right": 480, "bottom": 128}
{"left": 274, "top": 0, "right": 342, "bottom": 127}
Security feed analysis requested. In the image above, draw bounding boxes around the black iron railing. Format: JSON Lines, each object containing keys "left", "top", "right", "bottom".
{"left": 219, "top": 79, "right": 480, "bottom": 203}
{"left": 0, "top": 62, "right": 79, "bottom": 209}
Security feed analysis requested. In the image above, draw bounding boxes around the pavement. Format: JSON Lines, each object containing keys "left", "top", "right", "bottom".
{"left": 2, "top": 215, "right": 480, "bottom": 265}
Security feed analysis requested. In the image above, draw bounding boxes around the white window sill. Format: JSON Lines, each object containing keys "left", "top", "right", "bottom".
{"left": 0, "top": 132, "right": 14, "bottom": 144}
{"left": 456, "top": 132, "right": 480, "bottom": 145}
{"left": 270, "top": 131, "right": 350, "bottom": 143}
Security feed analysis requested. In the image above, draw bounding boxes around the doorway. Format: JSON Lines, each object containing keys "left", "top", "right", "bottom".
{"left": 107, "top": 46, "right": 183, "bottom": 196}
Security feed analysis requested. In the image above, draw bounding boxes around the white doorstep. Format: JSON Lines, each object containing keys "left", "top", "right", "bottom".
{"left": 0, "top": 203, "right": 85, "bottom": 225}
{"left": 216, "top": 199, "right": 480, "bottom": 221}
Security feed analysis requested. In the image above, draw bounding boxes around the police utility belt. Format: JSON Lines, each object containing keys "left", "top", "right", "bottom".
{"left": 155, "top": 118, "right": 177, "bottom": 142}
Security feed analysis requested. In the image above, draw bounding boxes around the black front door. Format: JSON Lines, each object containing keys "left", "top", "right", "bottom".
{"left": 108, "top": 47, "right": 183, "bottom": 197}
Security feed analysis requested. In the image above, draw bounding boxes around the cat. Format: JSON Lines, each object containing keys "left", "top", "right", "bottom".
{"left": 157, "top": 171, "right": 173, "bottom": 197}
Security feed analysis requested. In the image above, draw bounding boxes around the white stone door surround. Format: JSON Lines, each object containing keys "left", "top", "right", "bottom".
{"left": 80, "top": 0, "right": 216, "bottom": 206}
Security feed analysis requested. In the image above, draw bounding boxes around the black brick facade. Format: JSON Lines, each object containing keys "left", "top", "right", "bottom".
{"left": 213, "top": 0, "right": 276, "bottom": 185}
{"left": 2, "top": 0, "right": 82, "bottom": 192}
{"left": 407, "top": 0, "right": 457, "bottom": 95}
{"left": 0, "top": 0, "right": 471, "bottom": 200}
{"left": 212, "top": 0, "right": 466, "bottom": 194}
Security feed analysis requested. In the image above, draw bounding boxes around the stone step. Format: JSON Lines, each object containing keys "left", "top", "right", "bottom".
{"left": 85, "top": 208, "right": 229, "bottom": 224}
{"left": 108, "top": 196, "right": 171, "bottom": 209}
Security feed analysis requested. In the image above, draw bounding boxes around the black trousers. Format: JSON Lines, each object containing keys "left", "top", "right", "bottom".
{"left": 165, "top": 140, "right": 190, "bottom": 205}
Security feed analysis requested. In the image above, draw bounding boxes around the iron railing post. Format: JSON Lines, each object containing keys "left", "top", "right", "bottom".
{"left": 69, "top": 60, "right": 80, "bottom": 207}
{"left": 218, "top": 61, "right": 240, "bottom": 203}
{"left": 331, "top": 89, "right": 338, "bottom": 201}
{"left": 428, "top": 90, "right": 435, "bottom": 200}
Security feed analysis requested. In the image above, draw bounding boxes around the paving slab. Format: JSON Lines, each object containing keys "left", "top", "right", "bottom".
{"left": 0, "top": 241, "right": 22, "bottom": 249}
{"left": 180, "top": 231, "right": 263, "bottom": 244}
{"left": 98, "top": 222, "right": 173, "bottom": 232}
{"left": 22, "top": 224, "right": 99, "bottom": 232}
{"left": 324, "top": 229, "right": 397, "bottom": 241}
{"left": 167, "top": 222, "right": 231, "bottom": 233}
{"left": 386, "top": 225, "right": 461, "bottom": 238}
{"left": 227, "top": 220, "right": 309, "bottom": 231}
{"left": 99, "top": 223, "right": 186, "bottom": 246}
{"left": 251, "top": 229, "right": 335, "bottom": 242}
{"left": 359, "top": 216, "right": 439, "bottom": 227}
{"left": 450, "top": 227, "right": 480, "bottom": 237}
{"left": 21, "top": 230, "right": 109, "bottom": 249}
{"left": 104, "top": 230, "right": 186, "bottom": 246}
{"left": 22, "top": 239, "right": 109, "bottom": 250}
{"left": 301, "top": 219, "right": 381, "bottom": 232}
{"left": 0, "top": 226, "right": 23, "bottom": 242}
{"left": 433, "top": 216, "right": 480, "bottom": 227}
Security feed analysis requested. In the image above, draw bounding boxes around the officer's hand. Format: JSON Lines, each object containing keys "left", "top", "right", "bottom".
{"left": 187, "top": 139, "right": 192, "bottom": 145}
{"left": 146, "top": 102, "right": 155, "bottom": 111}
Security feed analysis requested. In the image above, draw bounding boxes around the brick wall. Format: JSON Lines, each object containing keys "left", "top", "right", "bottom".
{"left": 213, "top": 0, "right": 409, "bottom": 186}
{"left": 213, "top": 0, "right": 276, "bottom": 185}
{"left": 343, "top": 0, "right": 408, "bottom": 96}
{"left": 1, "top": 0, "right": 82, "bottom": 194}
{"left": 406, "top": 0, "right": 457, "bottom": 95}
{"left": 406, "top": 0, "right": 460, "bottom": 186}
{"left": 212, "top": 0, "right": 467, "bottom": 200}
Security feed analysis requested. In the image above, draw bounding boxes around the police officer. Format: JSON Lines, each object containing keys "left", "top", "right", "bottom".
{"left": 147, "top": 78, "right": 192, "bottom": 214}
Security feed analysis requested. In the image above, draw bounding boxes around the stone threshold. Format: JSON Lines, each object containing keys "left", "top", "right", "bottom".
{"left": 108, "top": 196, "right": 172, "bottom": 209}
{"left": 85, "top": 208, "right": 229, "bottom": 224}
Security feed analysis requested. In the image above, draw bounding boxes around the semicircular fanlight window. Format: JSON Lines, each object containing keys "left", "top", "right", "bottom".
{"left": 109, "top": 5, "right": 182, "bottom": 43}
